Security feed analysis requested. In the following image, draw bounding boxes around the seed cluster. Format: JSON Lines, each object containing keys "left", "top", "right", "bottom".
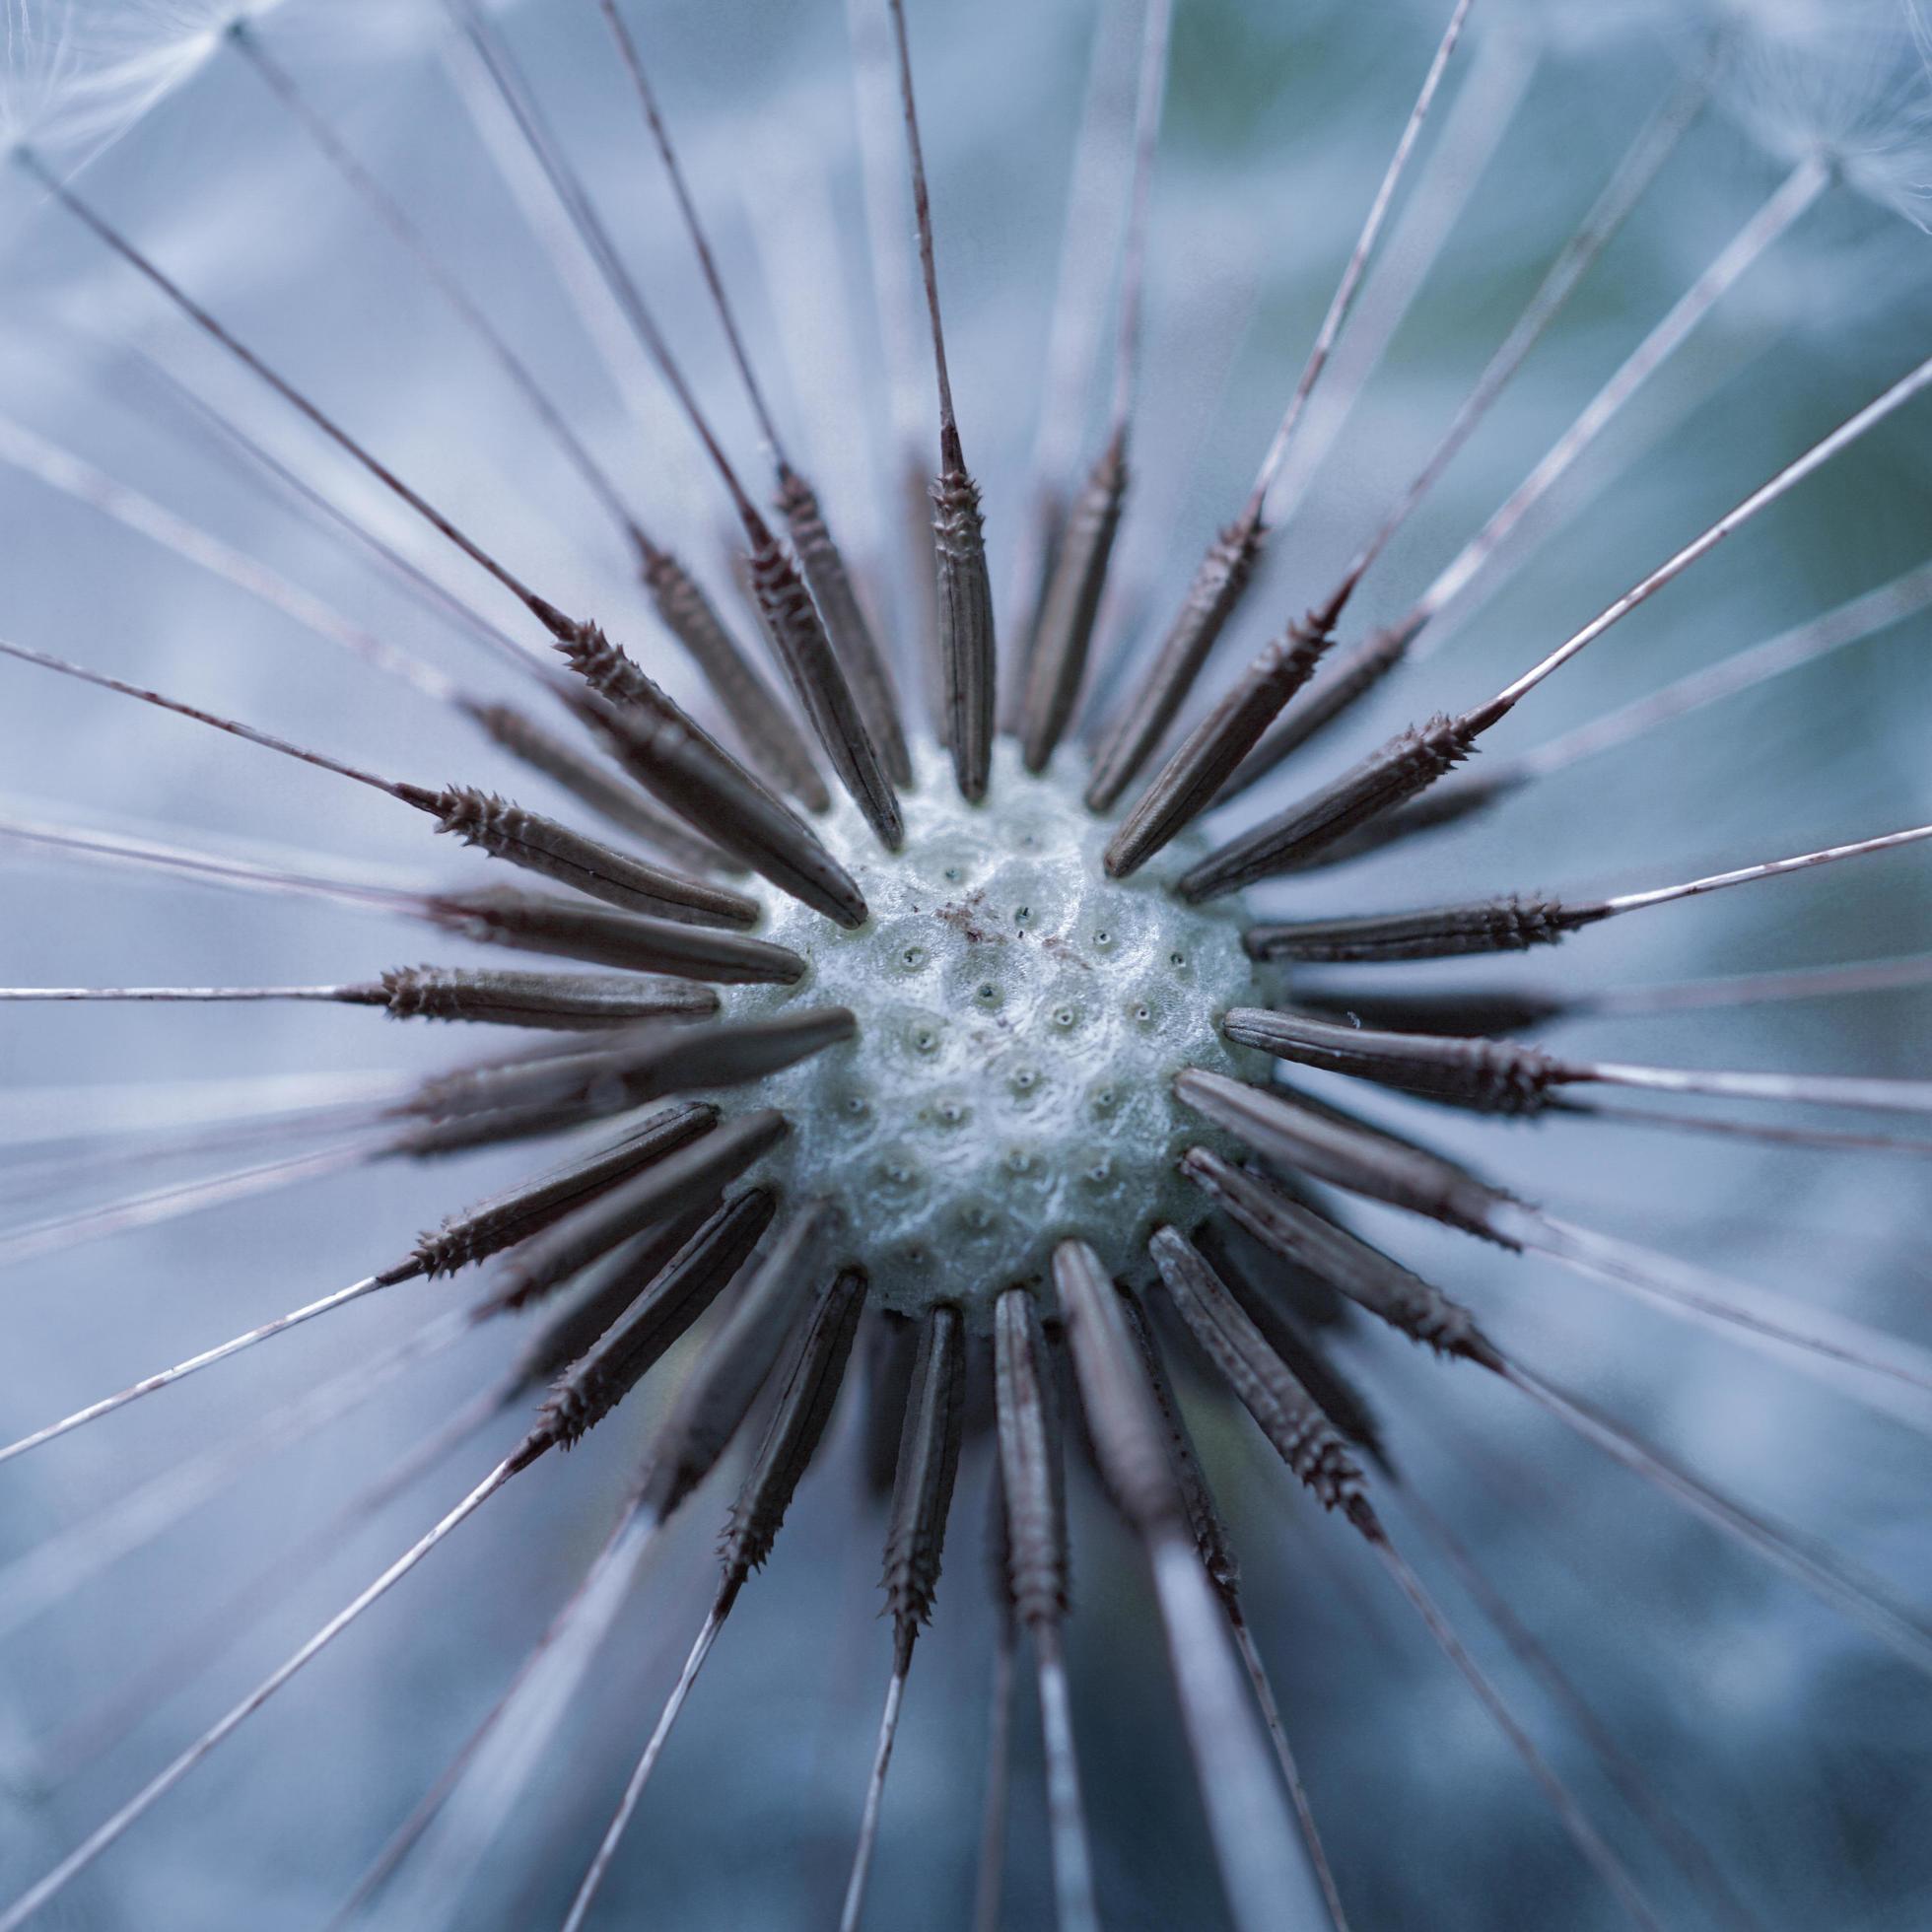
{"left": 735, "top": 740, "right": 1264, "bottom": 1319}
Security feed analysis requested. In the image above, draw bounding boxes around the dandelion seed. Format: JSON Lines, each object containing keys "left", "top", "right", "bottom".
{"left": 1083, "top": 0, "right": 1475, "bottom": 813}
{"left": 446, "top": 0, "right": 899, "bottom": 845}
{"left": 1187, "top": 1149, "right": 1932, "bottom": 1675}
{"left": 594, "top": 0, "right": 913, "bottom": 789}
{"left": 1016, "top": 0, "right": 1173, "bottom": 777}
{"left": 883, "top": 0, "right": 996, "bottom": 804}
{"left": 1245, "top": 820, "right": 1932, "bottom": 962}
{"left": 1227, "top": 1004, "right": 1932, "bottom": 1118}
{"left": 1186, "top": 341, "right": 1932, "bottom": 896}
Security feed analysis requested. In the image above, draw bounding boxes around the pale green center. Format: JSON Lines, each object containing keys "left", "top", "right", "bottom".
{"left": 730, "top": 738, "right": 1265, "bottom": 1323}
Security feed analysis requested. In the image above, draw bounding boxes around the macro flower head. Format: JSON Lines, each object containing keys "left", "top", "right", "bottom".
{"left": 1, "top": 1, "right": 1930, "bottom": 1928}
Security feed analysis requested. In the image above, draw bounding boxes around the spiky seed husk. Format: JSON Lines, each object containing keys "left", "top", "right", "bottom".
{"left": 540, "top": 1190, "right": 779, "bottom": 1448}
{"left": 1105, "top": 595, "right": 1346, "bottom": 878}
{"left": 1221, "top": 619, "right": 1416, "bottom": 800}
{"left": 882, "top": 1303, "right": 968, "bottom": 1665}
{"left": 379, "top": 966, "right": 719, "bottom": 1030}
{"left": 1268, "top": 765, "right": 1526, "bottom": 874}
{"left": 424, "top": 886, "right": 808, "bottom": 983}
{"left": 1175, "top": 1070, "right": 1518, "bottom": 1244}
{"left": 1149, "top": 1228, "right": 1365, "bottom": 1511}
{"left": 459, "top": 698, "right": 731, "bottom": 872}
{"left": 1019, "top": 430, "right": 1128, "bottom": 775}
{"left": 487, "top": 1111, "right": 788, "bottom": 1311}
{"left": 777, "top": 464, "right": 914, "bottom": 788}
{"left": 639, "top": 547, "right": 830, "bottom": 809}
{"left": 576, "top": 689, "right": 869, "bottom": 929}
{"left": 409, "top": 1100, "right": 719, "bottom": 1276}
{"left": 1244, "top": 894, "right": 1593, "bottom": 965}
{"left": 510, "top": 1208, "right": 719, "bottom": 1389}
{"left": 1115, "top": 1290, "right": 1241, "bottom": 1612}
{"left": 632, "top": 1200, "right": 842, "bottom": 1522}
{"left": 1180, "top": 1148, "right": 1500, "bottom": 1364}
{"left": 743, "top": 513, "right": 906, "bottom": 848}
{"left": 1052, "top": 1242, "right": 1185, "bottom": 1540}
{"left": 719, "top": 1265, "right": 869, "bottom": 1592}
{"left": 992, "top": 1289, "right": 1070, "bottom": 1632}
{"left": 1085, "top": 502, "right": 1266, "bottom": 813}
{"left": 932, "top": 443, "right": 997, "bottom": 804}
{"left": 1284, "top": 983, "right": 1576, "bottom": 1039}
{"left": 1182, "top": 710, "right": 1484, "bottom": 900}
{"left": 398, "top": 783, "right": 760, "bottom": 926}
{"left": 1223, "top": 1007, "right": 1566, "bottom": 1116}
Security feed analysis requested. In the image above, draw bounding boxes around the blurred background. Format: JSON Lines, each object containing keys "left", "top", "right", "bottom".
{"left": 1, "top": 0, "right": 1930, "bottom": 1924}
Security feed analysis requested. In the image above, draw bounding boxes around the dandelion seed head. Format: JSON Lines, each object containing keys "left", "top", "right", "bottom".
{"left": 734, "top": 737, "right": 1263, "bottom": 1322}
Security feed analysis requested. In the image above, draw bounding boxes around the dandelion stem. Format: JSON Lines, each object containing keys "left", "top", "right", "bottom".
{"left": 1250, "top": 0, "right": 1475, "bottom": 520}
{"left": 1425, "top": 156, "right": 1829, "bottom": 654}
{"left": 843, "top": 0, "right": 937, "bottom": 666}
{"left": 439, "top": 0, "right": 749, "bottom": 514}
{"left": 993, "top": 1286, "right": 1097, "bottom": 1932}
{"left": 0, "top": 1141, "right": 378, "bottom": 1268}
{"left": 1395, "top": 1479, "right": 1762, "bottom": 1932}
{"left": 596, "top": 0, "right": 914, "bottom": 808}
{"left": 1262, "top": 28, "right": 1548, "bottom": 531}
{"left": 840, "top": 1664, "right": 908, "bottom": 1932}
{"left": 0, "top": 1305, "right": 483, "bottom": 1656}
{"left": 1279, "top": 564, "right": 1932, "bottom": 874}
{"left": 17, "top": 145, "right": 824, "bottom": 848}
{"left": 1223, "top": 1613, "right": 1352, "bottom": 1931}
{"left": 1307, "top": 65, "right": 1707, "bottom": 623}
{"left": 1491, "top": 366, "right": 1932, "bottom": 717}
{"left": 1497, "top": 1356, "right": 1932, "bottom": 1682}
{"left": 46, "top": 1359, "right": 509, "bottom": 1785}
{"left": 134, "top": 355, "right": 536, "bottom": 678}
{"left": 0, "top": 1266, "right": 415, "bottom": 1466}
{"left": 393, "top": 1206, "right": 833, "bottom": 1928}
{"left": 0, "top": 1453, "right": 525, "bottom": 1932}
{"left": 1356, "top": 1520, "right": 1663, "bottom": 1931}
{"left": 448, "top": 0, "right": 897, "bottom": 844}
{"left": 1187, "top": 1155, "right": 1932, "bottom": 1672}
{"left": 1528, "top": 560, "right": 1932, "bottom": 776}
{"left": 15, "top": 147, "right": 558, "bottom": 623}
{"left": 1178, "top": 1071, "right": 1932, "bottom": 1432}
{"left": 0, "top": 984, "right": 375, "bottom": 1002}
{"left": 971, "top": 1606, "right": 1018, "bottom": 1932}
{"left": 564, "top": 1263, "right": 866, "bottom": 1928}
{"left": 1551, "top": 1100, "right": 1932, "bottom": 1160}
{"left": 0, "top": 412, "right": 458, "bottom": 703}
{"left": 0, "top": 633, "right": 407, "bottom": 796}
{"left": 559, "top": 1601, "right": 728, "bottom": 1932}
{"left": 228, "top": 18, "right": 655, "bottom": 560}
{"left": 1581, "top": 1062, "right": 1932, "bottom": 1114}
{"left": 1226, "top": 1006, "right": 1932, "bottom": 1119}
{"left": 1245, "top": 822, "right": 1932, "bottom": 963}
{"left": 1500, "top": 1211, "right": 1932, "bottom": 1433}
{"left": 1594, "top": 952, "right": 1932, "bottom": 1015}
{"left": 1593, "top": 823, "right": 1932, "bottom": 916}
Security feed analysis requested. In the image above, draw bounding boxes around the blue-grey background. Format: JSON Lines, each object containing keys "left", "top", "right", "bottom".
{"left": 1, "top": 0, "right": 1930, "bottom": 1925}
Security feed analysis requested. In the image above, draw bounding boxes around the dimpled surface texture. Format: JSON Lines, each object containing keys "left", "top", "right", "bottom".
{"left": 727, "top": 738, "right": 1266, "bottom": 1322}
